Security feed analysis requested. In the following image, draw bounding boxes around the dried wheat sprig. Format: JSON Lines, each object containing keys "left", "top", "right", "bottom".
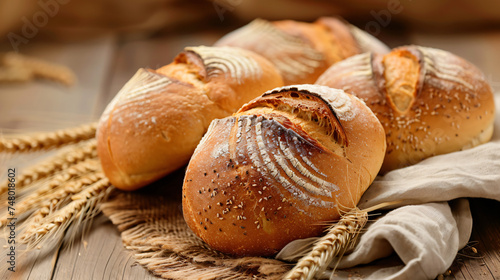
{"left": 284, "top": 208, "right": 368, "bottom": 280}
{"left": 0, "top": 139, "right": 97, "bottom": 195}
{"left": 0, "top": 66, "right": 32, "bottom": 83}
{"left": 1, "top": 52, "right": 76, "bottom": 86}
{"left": 16, "top": 140, "right": 97, "bottom": 186}
{"left": 20, "top": 177, "right": 113, "bottom": 249}
{"left": 21, "top": 172, "right": 107, "bottom": 232}
{"left": 16, "top": 171, "right": 105, "bottom": 232}
{"left": 19, "top": 157, "right": 99, "bottom": 198}
{"left": 0, "top": 168, "right": 104, "bottom": 227}
{"left": 0, "top": 122, "right": 97, "bottom": 153}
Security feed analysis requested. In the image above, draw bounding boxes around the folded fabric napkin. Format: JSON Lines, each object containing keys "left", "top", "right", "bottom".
{"left": 276, "top": 94, "right": 500, "bottom": 279}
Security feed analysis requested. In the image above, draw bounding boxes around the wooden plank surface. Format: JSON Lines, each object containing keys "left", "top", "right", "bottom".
{"left": 51, "top": 215, "right": 159, "bottom": 280}
{"left": 0, "top": 35, "right": 118, "bottom": 280}
{"left": 448, "top": 199, "right": 500, "bottom": 280}
{"left": 0, "top": 35, "right": 116, "bottom": 132}
{"left": 0, "top": 25, "right": 499, "bottom": 280}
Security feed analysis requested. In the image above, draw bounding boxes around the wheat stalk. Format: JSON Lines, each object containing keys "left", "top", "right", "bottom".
{"left": 0, "top": 166, "right": 103, "bottom": 226}
{"left": 0, "top": 66, "right": 32, "bottom": 83}
{"left": 20, "top": 177, "right": 114, "bottom": 249}
{"left": 0, "top": 122, "right": 97, "bottom": 153}
{"left": 284, "top": 208, "right": 368, "bottom": 280}
{"left": 0, "top": 139, "right": 97, "bottom": 195}
{"left": 1, "top": 52, "right": 76, "bottom": 86}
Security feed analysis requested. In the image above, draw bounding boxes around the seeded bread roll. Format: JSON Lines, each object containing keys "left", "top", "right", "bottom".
{"left": 97, "top": 46, "right": 284, "bottom": 191}
{"left": 214, "top": 17, "right": 389, "bottom": 85}
{"left": 182, "top": 85, "right": 386, "bottom": 256}
{"left": 316, "top": 45, "right": 496, "bottom": 173}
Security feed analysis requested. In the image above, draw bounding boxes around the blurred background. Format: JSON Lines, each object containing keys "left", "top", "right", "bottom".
{"left": 2, "top": 0, "right": 500, "bottom": 41}
{"left": 1, "top": 0, "right": 500, "bottom": 133}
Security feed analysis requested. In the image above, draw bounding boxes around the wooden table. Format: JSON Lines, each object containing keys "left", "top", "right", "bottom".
{"left": 0, "top": 24, "right": 499, "bottom": 280}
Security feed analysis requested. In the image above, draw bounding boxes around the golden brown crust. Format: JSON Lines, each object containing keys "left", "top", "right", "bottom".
{"left": 182, "top": 85, "right": 385, "bottom": 256}
{"left": 314, "top": 17, "right": 362, "bottom": 59}
{"left": 214, "top": 17, "right": 389, "bottom": 85}
{"left": 316, "top": 45, "right": 496, "bottom": 173}
{"left": 97, "top": 46, "right": 284, "bottom": 191}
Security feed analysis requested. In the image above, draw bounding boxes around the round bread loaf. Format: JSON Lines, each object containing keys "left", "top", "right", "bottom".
{"left": 316, "top": 45, "right": 496, "bottom": 173}
{"left": 97, "top": 46, "right": 284, "bottom": 191}
{"left": 214, "top": 17, "right": 389, "bottom": 85}
{"left": 182, "top": 85, "right": 386, "bottom": 256}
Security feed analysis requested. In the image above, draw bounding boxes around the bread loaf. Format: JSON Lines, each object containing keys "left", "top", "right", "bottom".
{"left": 316, "top": 45, "right": 496, "bottom": 173}
{"left": 214, "top": 17, "right": 389, "bottom": 85}
{"left": 182, "top": 85, "right": 386, "bottom": 256}
{"left": 97, "top": 46, "right": 284, "bottom": 191}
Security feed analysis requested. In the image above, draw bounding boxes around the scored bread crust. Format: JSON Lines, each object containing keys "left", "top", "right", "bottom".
{"left": 97, "top": 46, "right": 284, "bottom": 191}
{"left": 182, "top": 85, "right": 386, "bottom": 256}
{"left": 316, "top": 45, "right": 496, "bottom": 173}
{"left": 214, "top": 17, "right": 389, "bottom": 85}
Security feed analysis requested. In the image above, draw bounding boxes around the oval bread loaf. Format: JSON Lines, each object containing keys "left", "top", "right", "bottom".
{"left": 316, "top": 45, "right": 496, "bottom": 173}
{"left": 215, "top": 17, "right": 390, "bottom": 85}
{"left": 182, "top": 84, "right": 386, "bottom": 256}
{"left": 97, "top": 46, "right": 284, "bottom": 191}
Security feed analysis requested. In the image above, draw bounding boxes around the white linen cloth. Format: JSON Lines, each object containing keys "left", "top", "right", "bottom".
{"left": 276, "top": 95, "right": 500, "bottom": 279}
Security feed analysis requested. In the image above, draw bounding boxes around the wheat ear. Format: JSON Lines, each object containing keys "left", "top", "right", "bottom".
{"left": 1, "top": 52, "right": 76, "bottom": 86}
{"left": 0, "top": 66, "right": 32, "bottom": 83}
{"left": 284, "top": 208, "right": 368, "bottom": 280}
{"left": 0, "top": 139, "right": 97, "bottom": 195}
{"left": 0, "top": 122, "right": 97, "bottom": 153}
{"left": 20, "top": 177, "right": 113, "bottom": 249}
{"left": 0, "top": 167, "right": 104, "bottom": 227}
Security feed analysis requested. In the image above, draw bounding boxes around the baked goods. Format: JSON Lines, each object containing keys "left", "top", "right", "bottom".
{"left": 214, "top": 17, "right": 389, "bottom": 85}
{"left": 97, "top": 46, "right": 284, "bottom": 191}
{"left": 316, "top": 45, "right": 496, "bottom": 173}
{"left": 182, "top": 85, "right": 386, "bottom": 256}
